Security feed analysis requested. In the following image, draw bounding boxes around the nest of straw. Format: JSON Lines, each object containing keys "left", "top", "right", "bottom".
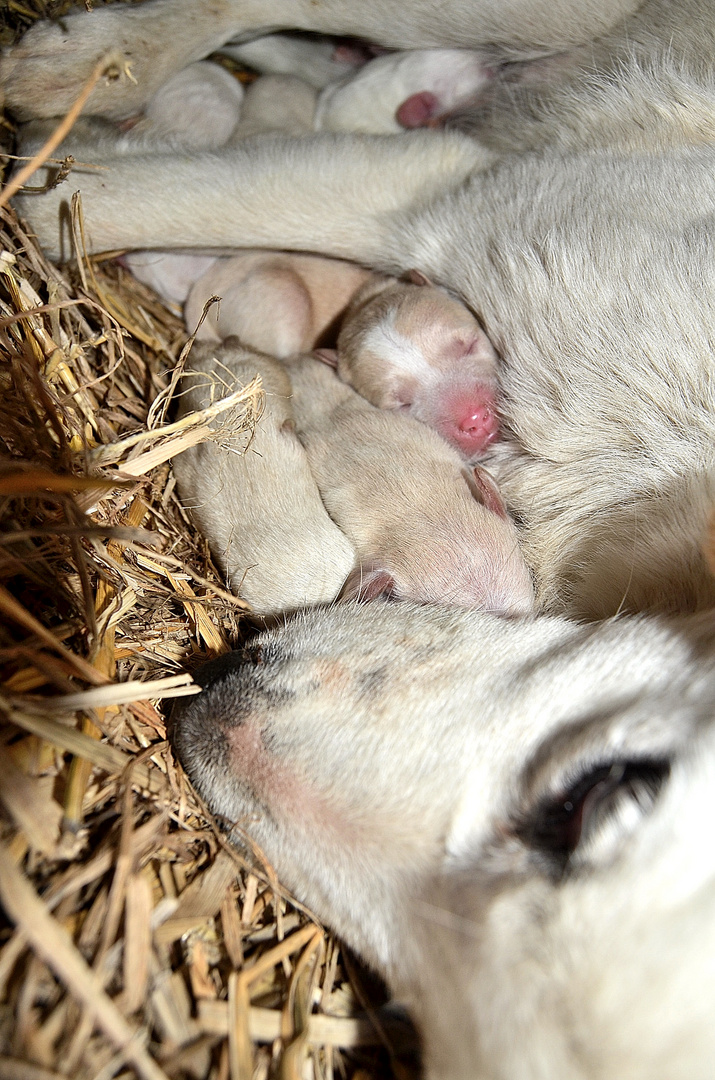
{"left": 0, "top": 9, "right": 410, "bottom": 1080}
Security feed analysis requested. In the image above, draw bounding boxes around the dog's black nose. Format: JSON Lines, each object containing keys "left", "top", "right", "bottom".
{"left": 168, "top": 649, "right": 258, "bottom": 803}
{"left": 168, "top": 651, "right": 249, "bottom": 755}
{"left": 190, "top": 650, "right": 248, "bottom": 691}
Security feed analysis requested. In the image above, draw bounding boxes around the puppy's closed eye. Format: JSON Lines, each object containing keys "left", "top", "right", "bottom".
{"left": 515, "top": 758, "right": 670, "bottom": 877}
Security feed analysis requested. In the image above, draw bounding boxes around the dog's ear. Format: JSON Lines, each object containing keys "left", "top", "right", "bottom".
{"left": 407, "top": 268, "right": 433, "bottom": 287}
{"left": 340, "top": 564, "right": 397, "bottom": 602}
{"left": 314, "top": 347, "right": 338, "bottom": 368}
{"left": 464, "top": 465, "right": 508, "bottom": 519}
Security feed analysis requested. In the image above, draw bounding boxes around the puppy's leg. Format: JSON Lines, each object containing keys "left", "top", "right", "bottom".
{"left": 16, "top": 130, "right": 492, "bottom": 264}
{"left": 1, "top": 0, "right": 642, "bottom": 120}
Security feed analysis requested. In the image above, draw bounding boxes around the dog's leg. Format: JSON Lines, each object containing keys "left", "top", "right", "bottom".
{"left": 1, "top": 0, "right": 642, "bottom": 120}
{"left": 16, "top": 130, "right": 492, "bottom": 264}
{"left": 2, "top": 0, "right": 263, "bottom": 121}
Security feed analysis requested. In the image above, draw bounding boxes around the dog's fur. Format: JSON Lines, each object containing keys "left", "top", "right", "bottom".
{"left": 9, "top": 0, "right": 715, "bottom": 617}
{"left": 171, "top": 603, "right": 715, "bottom": 1080}
{"left": 5, "top": 1, "right": 715, "bottom": 1076}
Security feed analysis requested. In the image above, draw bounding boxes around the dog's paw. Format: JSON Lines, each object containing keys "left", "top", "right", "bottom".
{"left": 1, "top": 8, "right": 173, "bottom": 121}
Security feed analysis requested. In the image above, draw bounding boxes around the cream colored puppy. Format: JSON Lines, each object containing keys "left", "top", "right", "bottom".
{"left": 286, "top": 354, "right": 534, "bottom": 614}
{"left": 173, "top": 339, "right": 356, "bottom": 613}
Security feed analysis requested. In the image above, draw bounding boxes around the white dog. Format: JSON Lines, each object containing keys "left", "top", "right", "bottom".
{"left": 170, "top": 602, "right": 715, "bottom": 1080}
{"left": 5, "top": 1, "right": 715, "bottom": 1076}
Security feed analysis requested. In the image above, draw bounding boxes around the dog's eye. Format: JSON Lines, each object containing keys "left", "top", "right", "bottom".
{"left": 516, "top": 758, "right": 670, "bottom": 874}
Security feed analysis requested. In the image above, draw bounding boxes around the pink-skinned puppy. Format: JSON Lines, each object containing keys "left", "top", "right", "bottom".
{"left": 319, "top": 270, "right": 500, "bottom": 459}
{"left": 314, "top": 47, "right": 493, "bottom": 134}
{"left": 285, "top": 354, "right": 534, "bottom": 614}
{"left": 173, "top": 339, "right": 356, "bottom": 614}
{"left": 185, "top": 255, "right": 500, "bottom": 457}
{"left": 184, "top": 251, "right": 371, "bottom": 354}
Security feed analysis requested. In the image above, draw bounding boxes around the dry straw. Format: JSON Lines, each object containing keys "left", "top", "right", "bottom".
{"left": 0, "top": 8, "right": 409, "bottom": 1077}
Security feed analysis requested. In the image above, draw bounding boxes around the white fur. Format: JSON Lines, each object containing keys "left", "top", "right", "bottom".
{"left": 172, "top": 603, "right": 715, "bottom": 1080}
{"left": 143, "top": 60, "right": 244, "bottom": 148}
{"left": 315, "top": 49, "right": 491, "bottom": 133}
{"left": 360, "top": 317, "right": 438, "bottom": 385}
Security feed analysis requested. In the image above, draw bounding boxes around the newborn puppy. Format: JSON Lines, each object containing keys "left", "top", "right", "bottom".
{"left": 141, "top": 60, "right": 245, "bottom": 148}
{"left": 219, "top": 32, "right": 367, "bottom": 90}
{"left": 286, "top": 354, "right": 533, "bottom": 614}
{"left": 183, "top": 251, "right": 371, "bottom": 353}
{"left": 229, "top": 73, "right": 318, "bottom": 138}
{"left": 185, "top": 255, "right": 499, "bottom": 456}
{"left": 314, "top": 47, "right": 493, "bottom": 133}
{"left": 324, "top": 271, "right": 499, "bottom": 458}
{"left": 172, "top": 338, "right": 356, "bottom": 614}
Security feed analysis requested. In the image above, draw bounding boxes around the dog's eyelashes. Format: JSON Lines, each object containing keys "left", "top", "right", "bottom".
{"left": 516, "top": 759, "right": 670, "bottom": 874}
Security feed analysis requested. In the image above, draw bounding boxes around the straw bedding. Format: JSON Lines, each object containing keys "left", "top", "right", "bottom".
{"left": 0, "top": 6, "right": 409, "bottom": 1079}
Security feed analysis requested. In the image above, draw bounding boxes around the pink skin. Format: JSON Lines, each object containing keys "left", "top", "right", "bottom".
{"left": 321, "top": 343, "right": 500, "bottom": 457}
{"left": 423, "top": 329, "right": 500, "bottom": 455}
{"left": 436, "top": 385, "right": 499, "bottom": 456}
{"left": 395, "top": 62, "right": 497, "bottom": 130}
{"left": 402, "top": 270, "right": 500, "bottom": 455}
{"left": 324, "top": 270, "right": 502, "bottom": 459}
{"left": 396, "top": 90, "right": 440, "bottom": 128}
{"left": 331, "top": 41, "right": 377, "bottom": 66}
{"left": 400, "top": 325, "right": 500, "bottom": 456}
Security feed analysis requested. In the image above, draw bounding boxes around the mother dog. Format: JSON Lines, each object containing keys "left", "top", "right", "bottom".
{"left": 6, "top": 0, "right": 715, "bottom": 617}
{"left": 4, "top": 1, "right": 715, "bottom": 1077}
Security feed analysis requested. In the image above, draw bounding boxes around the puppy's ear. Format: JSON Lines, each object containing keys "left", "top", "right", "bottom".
{"left": 314, "top": 347, "right": 338, "bottom": 368}
{"left": 340, "top": 565, "right": 397, "bottom": 602}
{"left": 407, "top": 268, "right": 433, "bottom": 287}
{"left": 464, "top": 465, "right": 508, "bottom": 519}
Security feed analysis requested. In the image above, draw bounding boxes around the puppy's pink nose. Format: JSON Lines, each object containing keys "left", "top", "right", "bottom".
{"left": 450, "top": 406, "right": 499, "bottom": 455}
{"left": 396, "top": 91, "right": 439, "bottom": 128}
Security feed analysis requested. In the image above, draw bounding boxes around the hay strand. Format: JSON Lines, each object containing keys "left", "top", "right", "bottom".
{"left": 0, "top": 52, "right": 126, "bottom": 209}
{"left": 0, "top": 843, "right": 171, "bottom": 1080}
